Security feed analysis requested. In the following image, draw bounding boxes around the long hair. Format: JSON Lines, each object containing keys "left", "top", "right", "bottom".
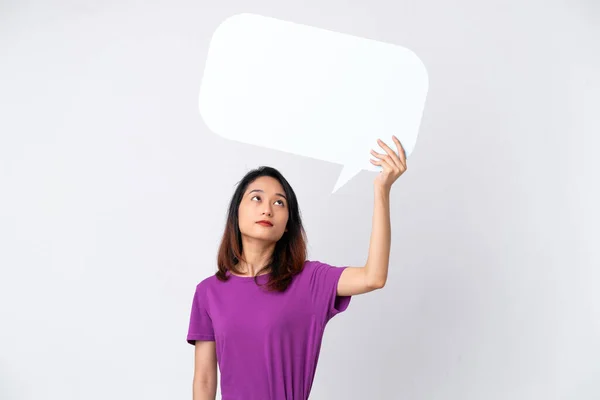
{"left": 215, "top": 166, "right": 307, "bottom": 292}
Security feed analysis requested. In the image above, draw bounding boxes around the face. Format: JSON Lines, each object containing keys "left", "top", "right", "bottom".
{"left": 238, "top": 176, "right": 289, "bottom": 244}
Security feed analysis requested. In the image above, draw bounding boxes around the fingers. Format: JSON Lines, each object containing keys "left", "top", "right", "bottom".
{"left": 391, "top": 135, "right": 407, "bottom": 168}
{"left": 376, "top": 138, "right": 403, "bottom": 170}
{"left": 369, "top": 153, "right": 394, "bottom": 171}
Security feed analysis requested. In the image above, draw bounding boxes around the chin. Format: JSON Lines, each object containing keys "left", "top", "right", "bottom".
{"left": 248, "top": 231, "right": 278, "bottom": 240}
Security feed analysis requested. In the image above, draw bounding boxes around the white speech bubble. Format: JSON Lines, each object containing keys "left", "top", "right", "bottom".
{"left": 199, "top": 13, "right": 428, "bottom": 193}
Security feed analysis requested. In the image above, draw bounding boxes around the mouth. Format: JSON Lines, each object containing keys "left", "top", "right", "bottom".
{"left": 256, "top": 221, "right": 273, "bottom": 227}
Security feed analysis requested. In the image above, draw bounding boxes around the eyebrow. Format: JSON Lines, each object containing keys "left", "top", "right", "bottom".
{"left": 248, "top": 189, "right": 287, "bottom": 200}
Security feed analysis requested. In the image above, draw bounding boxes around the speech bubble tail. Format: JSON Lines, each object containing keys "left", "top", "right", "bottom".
{"left": 332, "top": 166, "right": 362, "bottom": 194}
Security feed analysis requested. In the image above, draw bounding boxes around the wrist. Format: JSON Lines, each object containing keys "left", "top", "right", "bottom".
{"left": 374, "top": 184, "right": 390, "bottom": 196}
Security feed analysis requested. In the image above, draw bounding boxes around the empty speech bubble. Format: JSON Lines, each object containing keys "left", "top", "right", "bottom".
{"left": 199, "top": 13, "right": 428, "bottom": 193}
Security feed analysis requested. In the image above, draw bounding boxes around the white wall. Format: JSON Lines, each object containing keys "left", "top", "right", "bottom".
{"left": 1, "top": 0, "right": 598, "bottom": 399}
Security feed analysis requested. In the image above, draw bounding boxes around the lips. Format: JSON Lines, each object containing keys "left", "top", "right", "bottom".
{"left": 256, "top": 220, "right": 273, "bottom": 227}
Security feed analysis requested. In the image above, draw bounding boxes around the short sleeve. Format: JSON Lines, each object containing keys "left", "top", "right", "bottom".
{"left": 307, "top": 260, "right": 352, "bottom": 325}
{"left": 186, "top": 283, "right": 215, "bottom": 345}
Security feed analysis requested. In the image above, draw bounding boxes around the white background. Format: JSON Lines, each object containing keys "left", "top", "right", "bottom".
{"left": 1, "top": 0, "right": 599, "bottom": 399}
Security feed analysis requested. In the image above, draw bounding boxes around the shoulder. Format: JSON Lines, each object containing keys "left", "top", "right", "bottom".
{"left": 301, "top": 259, "right": 337, "bottom": 271}
{"left": 194, "top": 273, "right": 220, "bottom": 292}
{"left": 299, "top": 259, "right": 320, "bottom": 274}
{"left": 298, "top": 259, "right": 342, "bottom": 278}
{"left": 303, "top": 259, "right": 333, "bottom": 268}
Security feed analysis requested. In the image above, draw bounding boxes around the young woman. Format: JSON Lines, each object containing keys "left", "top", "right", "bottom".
{"left": 187, "top": 136, "right": 407, "bottom": 399}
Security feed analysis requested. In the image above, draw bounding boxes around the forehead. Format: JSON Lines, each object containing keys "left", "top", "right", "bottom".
{"left": 246, "top": 176, "right": 283, "bottom": 191}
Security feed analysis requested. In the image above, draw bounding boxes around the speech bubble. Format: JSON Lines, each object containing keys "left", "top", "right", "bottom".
{"left": 199, "top": 13, "right": 428, "bottom": 193}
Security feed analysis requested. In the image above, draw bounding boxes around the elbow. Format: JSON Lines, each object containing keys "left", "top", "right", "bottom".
{"left": 369, "top": 279, "right": 386, "bottom": 289}
{"left": 193, "top": 379, "right": 217, "bottom": 400}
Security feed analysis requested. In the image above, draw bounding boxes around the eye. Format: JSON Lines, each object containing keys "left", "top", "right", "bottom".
{"left": 251, "top": 195, "right": 285, "bottom": 206}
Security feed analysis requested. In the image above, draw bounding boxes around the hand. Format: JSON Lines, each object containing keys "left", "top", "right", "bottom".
{"left": 369, "top": 135, "right": 407, "bottom": 192}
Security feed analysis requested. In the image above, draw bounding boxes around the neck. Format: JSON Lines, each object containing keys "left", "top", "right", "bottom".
{"left": 236, "top": 237, "right": 275, "bottom": 276}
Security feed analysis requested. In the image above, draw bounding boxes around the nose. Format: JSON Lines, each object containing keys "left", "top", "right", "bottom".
{"left": 262, "top": 205, "right": 273, "bottom": 217}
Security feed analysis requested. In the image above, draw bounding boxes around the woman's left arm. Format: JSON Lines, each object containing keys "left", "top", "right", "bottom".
{"left": 337, "top": 135, "right": 407, "bottom": 296}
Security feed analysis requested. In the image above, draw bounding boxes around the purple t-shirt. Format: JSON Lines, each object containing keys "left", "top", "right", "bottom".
{"left": 186, "top": 259, "right": 352, "bottom": 400}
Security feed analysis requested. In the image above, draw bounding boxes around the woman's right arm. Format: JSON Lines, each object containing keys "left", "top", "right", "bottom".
{"left": 192, "top": 340, "right": 217, "bottom": 400}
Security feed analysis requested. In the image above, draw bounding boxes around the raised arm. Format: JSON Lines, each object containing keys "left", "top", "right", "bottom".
{"left": 337, "top": 135, "right": 407, "bottom": 296}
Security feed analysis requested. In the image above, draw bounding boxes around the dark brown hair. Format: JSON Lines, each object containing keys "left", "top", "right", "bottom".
{"left": 215, "top": 166, "right": 307, "bottom": 292}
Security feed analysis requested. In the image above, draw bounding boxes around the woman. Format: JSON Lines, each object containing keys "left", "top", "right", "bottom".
{"left": 187, "top": 136, "right": 407, "bottom": 399}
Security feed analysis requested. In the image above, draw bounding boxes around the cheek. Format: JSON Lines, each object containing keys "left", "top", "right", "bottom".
{"left": 279, "top": 213, "right": 289, "bottom": 227}
{"left": 237, "top": 207, "right": 250, "bottom": 226}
